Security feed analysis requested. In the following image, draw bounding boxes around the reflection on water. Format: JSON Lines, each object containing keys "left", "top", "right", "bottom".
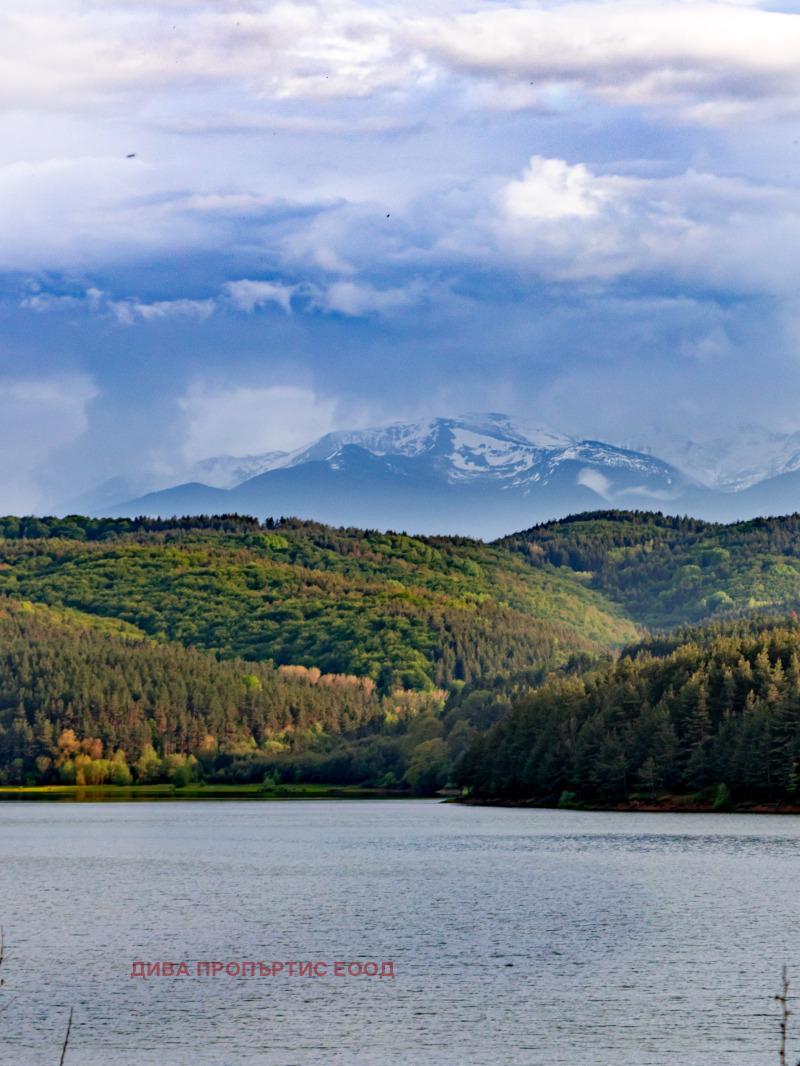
{"left": 0, "top": 802, "right": 796, "bottom": 1065}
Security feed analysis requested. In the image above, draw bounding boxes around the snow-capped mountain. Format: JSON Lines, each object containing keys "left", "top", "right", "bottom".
{"left": 658, "top": 426, "right": 800, "bottom": 492}
{"left": 91, "top": 414, "right": 696, "bottom": 539}
{"left": 68, "top": 412, "right": 800, "bottom": 538}
{"left": 264, "top": 414, "right": 685, "bottom": 496}
{"left": 270, "top": 413, "right": 574, "bottom": 475}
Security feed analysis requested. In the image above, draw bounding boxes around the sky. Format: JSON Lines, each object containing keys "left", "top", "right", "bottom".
{"left": 3, "top": 0, "right": 800, "bottom": 512}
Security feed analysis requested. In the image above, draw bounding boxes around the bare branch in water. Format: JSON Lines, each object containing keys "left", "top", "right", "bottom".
{"left": 775, "top": 968, "right": 800, "bottom": 1066}
{"left": 776, "top": 967, "right": 791, "bottom": 1066}
{"left": 58, "top": 1007, "right": 73, "bottom": 1066}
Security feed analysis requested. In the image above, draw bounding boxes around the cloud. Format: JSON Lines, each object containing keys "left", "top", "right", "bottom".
{"left": 0, "top": 155, "right": 216, "bottom": 272}
{"left": 21, "top": 287, "right": 216, "bottom": 323}
{"left": 179, "top": 383, "right": 339, "bottom": 462}
{"left": 6, "top": 4, "right": 800, "bottom": 309}
{"left": 502, "top": 156, "right": 624, "bottom": 221}
{"left": 5, "top": 0, "right": 800, "bottom": 127}
{"left": 19, "top": 275, "right": 425, "bottom": 322}
{"left": 0, "top": 375, "right": 98, "bottom": 513}
{"left": 4, "top": 0, "right": 800, "bottom": 502}
{"left": 223, "top": 279, "right": 297, "bottom": 314}
{"left": 108, "top": 297, "right": 217, "bottom": 324}
{"left": 425, "top": 0, "right": 800, "bottom": 128}
{"left": 577, "top": 468, "right": 611, "bottom": 498}
{"left": 492, "top": 155, "right": 800, "bottom": 290}
{"left": 312, "top": 280, "right": 420, "bottom": 316}
{"left": 13, "top": 142, "right": 800, "bottom": 329}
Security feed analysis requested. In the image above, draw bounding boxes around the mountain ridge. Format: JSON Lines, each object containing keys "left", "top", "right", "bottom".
{"left": 88, "top": 414, "right": 702, "bottom": 538}
{"left": 51, "top": 412, "right": 800, "bottom": 538}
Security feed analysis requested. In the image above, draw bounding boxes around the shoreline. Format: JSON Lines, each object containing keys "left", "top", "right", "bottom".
{"left": 453, "top": 795, "right": 800, "bottom": 814}
{"left": 0, "top": 783, "right": 416, "bottom": 802}
{"left": 3, "top": 783, "right": 798, "bottom": 811}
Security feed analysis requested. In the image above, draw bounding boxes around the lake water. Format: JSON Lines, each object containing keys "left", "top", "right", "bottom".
{"left": 0, "top": 800, "right": 798, "bottom": 1066}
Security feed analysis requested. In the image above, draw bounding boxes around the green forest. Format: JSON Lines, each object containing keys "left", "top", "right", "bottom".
{"left": 3, "top": 508, "right": 800, "bottom": 798}
{"left": 500, "top": 510, "right": 800, "bottom": 626}
{"left": 454, "top": 616, "right": 800, "bottom": 807}
{"left": 0, "top": 514, "right": 633, "bottom": 689}
{"left": 0, "top": 598, "right": 440, "bottom": 790}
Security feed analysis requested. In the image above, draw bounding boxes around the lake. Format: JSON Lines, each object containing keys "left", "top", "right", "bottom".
{"left": 0, "top": 800, "right": 797, "bottom": 1065}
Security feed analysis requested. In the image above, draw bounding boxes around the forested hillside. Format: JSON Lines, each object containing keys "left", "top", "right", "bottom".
{"left": 6, "top": 508, "right": 800, "bottom": 796}
{"left": 500, "top": 510, "right": 800, "bottom": 626}
{"left": 0, "top": 514, "right": 634, "bottom": 690}
{"left": 0, "top": 513, "right": 627, "bottom": 789}
{"left": 455, "top": 616, "right": 800, "bottom": 806}
{"left": 0, "top": 598, "right": 442, "bottom": 788}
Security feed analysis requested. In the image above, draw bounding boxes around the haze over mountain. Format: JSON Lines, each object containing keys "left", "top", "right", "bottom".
{"left": 61, "top": 412, "right": 800, "bottom": 540}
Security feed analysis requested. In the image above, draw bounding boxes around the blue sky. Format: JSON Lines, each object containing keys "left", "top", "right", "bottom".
{"left": 3, "top": 0, "right": 800, "bottom": 511}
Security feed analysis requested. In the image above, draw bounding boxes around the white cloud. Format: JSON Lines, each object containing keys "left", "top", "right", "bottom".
{"left": 417, "top": 2, "right": 800, "bottom": 121}
{"left": 577, "top": 468, "right": 611, "bottom": 498}
{"left": 179, "top": 383, "right": 339, "bottom": 462}
{"left": 21, "top": 293, "right": 81, "bottom": 313}
{"left": 2, "top": 0, "right": 800, "bottom": 129}
{"left": 5, "top": 3, "right": 800, "bottom": 311}
{"left": 502, "top": 156, "right": 624, "bottom": 221}
{"left": 0, "top": 1, "right": 418, "bottom": 114}
{"left": 493, "top": 155, "right": 653, "bottom": 278}
{"left": 223, "top": 279, "right": 297, "bottom": 314}
{"left": 21, "top": 287, "right": 217, "bottom": 323}
{"left": 494, "top": 155, "right": 800, "bottom": 289}
{"left": 109, "top": 297, "right": 217, "bottom": 324}
{"left": 313, "top": 280, "right": 419, "bottom": 316}
{"left": 13, "top": 143, "right": 800, "bottom": 320}
{"left": 20, "top": 276, "right": 425, "bottom": 322}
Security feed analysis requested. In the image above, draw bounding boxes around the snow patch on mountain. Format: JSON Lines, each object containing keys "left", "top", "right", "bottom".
{"left": 444, "top": 427, "right": 546, "bottom": 480}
